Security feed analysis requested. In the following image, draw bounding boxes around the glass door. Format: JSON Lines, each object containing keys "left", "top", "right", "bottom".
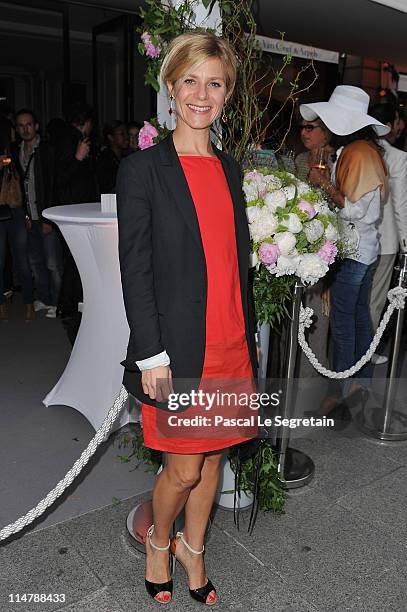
{"left": 93, "top": 14, "right": 153, "bottom": 126}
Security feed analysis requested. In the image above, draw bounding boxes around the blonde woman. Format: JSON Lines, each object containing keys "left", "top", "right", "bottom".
{"left": 117, "top": 32, "right": 257, "bottom": 605}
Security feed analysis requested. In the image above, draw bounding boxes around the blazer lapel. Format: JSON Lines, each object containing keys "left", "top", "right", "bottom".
{"left": 158, "top": 134, "right": 203, "bottom": 248}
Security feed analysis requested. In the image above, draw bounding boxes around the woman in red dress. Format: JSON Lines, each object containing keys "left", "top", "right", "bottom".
{"left": 117, "top": 32, "right": 258, "bottom": 606}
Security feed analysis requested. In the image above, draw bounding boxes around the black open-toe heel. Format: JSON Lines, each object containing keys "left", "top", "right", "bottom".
{"left": 145, "top": 524, "right": 173, "bottom": 605}
{"left": 171, "top": 531, "right": 217, "bottom": 605}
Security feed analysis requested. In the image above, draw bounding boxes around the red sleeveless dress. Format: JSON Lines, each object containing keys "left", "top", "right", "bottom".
{"left": 141, "top": 156, "right": 256, "bottom": 454}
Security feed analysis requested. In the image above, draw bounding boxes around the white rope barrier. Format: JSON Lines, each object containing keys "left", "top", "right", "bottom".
{"left": 0, "top": 386, "right": 129, "bottom": 542}
{"left": 298, "top": 286, "right": 407, "bottom": 378}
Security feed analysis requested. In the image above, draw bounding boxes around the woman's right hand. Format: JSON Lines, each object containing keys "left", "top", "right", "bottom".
{"left": 142, "top": 365, "right": 173, "bottom": 402}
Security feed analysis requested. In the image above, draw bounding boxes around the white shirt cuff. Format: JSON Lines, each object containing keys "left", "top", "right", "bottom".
{"left": 136, "top": 350, "right": 170, "bottom": 371}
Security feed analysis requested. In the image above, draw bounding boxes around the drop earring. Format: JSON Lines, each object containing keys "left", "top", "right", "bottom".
{"left": 169, "top": 95, "right": 174, "bottom": 116}
{"left": 222, "top": 107, "right": 228, "bottom": 123}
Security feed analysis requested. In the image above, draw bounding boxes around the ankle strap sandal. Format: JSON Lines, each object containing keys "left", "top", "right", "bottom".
{"left": 171, "top": 531, "right": 217, "bottom": 606}
{"left": 144, "top": 524, "right": 173, "bottom": 605}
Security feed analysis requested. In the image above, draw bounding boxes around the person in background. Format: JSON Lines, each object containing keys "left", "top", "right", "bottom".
{"left": 12, "top": 109, "right": 62, "bottom": 319}
{"left": 295, "top": 117, "right": 333, "bottom": 181}
{"left": 55, "top": 102, "right": 98, "bottom": 321}
{"left": 368, "top": 103, "right": 407, "bottom": 364}
{"left": 0, "top": 117, "right": 35, "bottom": 322}
{"left": 96, "top": 120, "right": 129, "bottom": 194}
{"left": 127, "top": 121, "right": 142, "bottom": 153}
{"left": 294, "top": 117, "right": 333, "bottom": 381}
{"left": 303, "top": 86, "right": 389, "bottom": 411}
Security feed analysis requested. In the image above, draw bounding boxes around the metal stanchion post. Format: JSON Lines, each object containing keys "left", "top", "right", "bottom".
{"left": 277, "top": 281, "right": 315, "bottom": 488}
{"left": 358, "top": 253, "right": 407, "bottom": 441}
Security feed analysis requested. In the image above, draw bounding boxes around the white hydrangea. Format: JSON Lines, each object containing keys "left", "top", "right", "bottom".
{"left": 324, "top": 222, "right": 339, "bottom": 242}
{"left": 296, "top": 253, "right": 329, "bottom": 285}
{"left": 282, "top": 213, "right": 302, "bottom": 234}
{"left": 273, "top": 231, "right": 296, "bottom": 255}
{"left": 304, "top": 219, "right": 325, "bottom": 243}
{"left": 314, "top": 199, "right": 331, "bottom": 215}
{"left": 297, "top": 181, "right": 310, "bottom": 196}
{"left": 272, "top": 254, "right": 301, "bottom": 277}
{"left": 263, "top": 174, "right": 282, "bottom": 191}
{"left": 282, "top": 184, "right": 296, "bottom": 201}
{"left": 246, "top": 205, "right": 262, "bottom": 224}
{"left": 243, "top": 181, "right": 259, "bottom": 203}
{"left": 250, "top": 208, "right": 278, "bottom": 242}
{"left": 264, "top": 189, "right": 287, "bottom": 212}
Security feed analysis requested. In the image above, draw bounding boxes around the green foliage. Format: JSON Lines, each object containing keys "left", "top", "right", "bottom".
{"left": 253, "top": 266, "right": 295, "bottom": 328}
{"left": 229, "top": 442, "right": 287, "bottom": 513}
{"left": 116, "top": 426, "right": 162, "bottom": 474}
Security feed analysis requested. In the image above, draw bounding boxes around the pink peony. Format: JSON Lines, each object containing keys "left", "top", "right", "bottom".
{"left": 259, "top": 242, "right": 281, "bottom": 265}
{"left": 317, "top": 240, "right": 338, "bottom": 265}
{"left": 141, "top": 31, "right": 160, "bottom": 58}
{"left": 138, "top": 121, "right": 159, "bottom": 150}
{"left": 297, "top": 199, "right": 316, "bottom": 219}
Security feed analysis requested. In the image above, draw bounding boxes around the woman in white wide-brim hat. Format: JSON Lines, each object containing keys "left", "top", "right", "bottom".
{"left": 300, "top": 85, "right": 389, "bottom": 411}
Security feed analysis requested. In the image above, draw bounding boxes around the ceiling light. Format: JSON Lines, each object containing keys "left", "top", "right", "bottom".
{"left": 369, "top": 0, "right": 407, "bottom": 13}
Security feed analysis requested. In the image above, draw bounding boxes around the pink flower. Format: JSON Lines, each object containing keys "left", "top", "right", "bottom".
{"left": 141, "top": 31, "right": 160, "bottom": 58}
{"left": 138, "top": 121, "right": 159, "bottom": 150}
{"left": 297, "top": 199, "right": 316, "bottom": 219}
{"left": 317, "top": 240, "right": 338, "bottom": 265}
{"left": 245, "top": 170, "right": 263, "bottom": 184}
{"left": 259, "top": 242, "right": 281, "bottom": 265}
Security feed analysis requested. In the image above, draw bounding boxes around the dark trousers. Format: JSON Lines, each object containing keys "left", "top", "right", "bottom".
{"left": 0, "top": 207, "right": 33, "bottom": 304}
{"left": 58, "top": 238, "right": 82, "bottom": 317}
{"left": 27, "top": 222, "right": 64, "bottom": 306}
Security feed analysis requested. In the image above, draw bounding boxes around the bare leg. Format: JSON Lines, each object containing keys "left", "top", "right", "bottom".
{"left": 174, "top": 450, "right": 224, "bottom": 602}
{"left": 145, "top": 452, "right": 205, "bottom": 601}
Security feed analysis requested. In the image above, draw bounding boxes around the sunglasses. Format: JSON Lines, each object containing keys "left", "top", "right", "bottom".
{"left": 298, "top": 123, "right": 321, "bottom": 132}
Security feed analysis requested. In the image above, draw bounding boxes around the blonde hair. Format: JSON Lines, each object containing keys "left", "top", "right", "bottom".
{"left": 160, "top": 32, "right": 237, "bottom": 99}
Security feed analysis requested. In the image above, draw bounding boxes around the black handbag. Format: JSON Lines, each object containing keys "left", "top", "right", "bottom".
{"left": 0, "top": 204, "right": 12, "bottom": 222}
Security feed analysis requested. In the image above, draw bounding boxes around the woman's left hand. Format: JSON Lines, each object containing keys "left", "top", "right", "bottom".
{"left": 308, "top": 166, "right": 328, "bottom": 187}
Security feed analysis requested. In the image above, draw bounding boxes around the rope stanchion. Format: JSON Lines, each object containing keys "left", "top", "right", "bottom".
{"left": 298, "top": 286, "right": 407, "bottom": 379}
{"left": 0, "top": 386, "right": 129, "bottom": 543}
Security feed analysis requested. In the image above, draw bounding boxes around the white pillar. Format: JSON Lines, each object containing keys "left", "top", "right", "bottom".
{"left": 157, "top": 1, "right": 221, "bottom": 129}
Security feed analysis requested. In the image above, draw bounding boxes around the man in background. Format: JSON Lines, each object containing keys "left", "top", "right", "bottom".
{"left": 12, "top": 108, "right": 62, "bottom": 319}
{"left": 369, "top": 103, "right": 407, "bottom": 364}
{"left": 55, "top": 103, "right": 98, "bottom": 327}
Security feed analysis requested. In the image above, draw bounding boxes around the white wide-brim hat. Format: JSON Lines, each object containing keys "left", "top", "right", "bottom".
{"left": 300, "top": 85, "right": 390, "bottom": 136}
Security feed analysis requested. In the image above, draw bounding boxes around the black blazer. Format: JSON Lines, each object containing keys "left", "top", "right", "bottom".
{"left": 116, "top": 132, "right": 258, "bottom": 410}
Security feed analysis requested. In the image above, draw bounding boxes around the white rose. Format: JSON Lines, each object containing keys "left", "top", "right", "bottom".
{"left": 243, "top": 181, "right": 259, "bottom": 203}
{"left": 264, "top": 190, "right": 287, "bottom": 212}
{"left": 274, "top": 231, "right": 296, "bottom": 255}
{"left": 324, "top": 222, "right": 339, "bottom": 242}
{"left": 271, "top": 254, "right": 301, "bottom": 277}
{"left": 297, "top": 181, "right": 310, "bottom": 196}
{"left": 263, "top": 175, "right": 282, "bottom": 191}
{"left": 282, "top": 184, "right": 296, "bottom": 201}
{"left": 304, "top": 219, "right": 325, "bottom": 243}
{"left": 246, "top": 205, "right": 262, "bottom": 224}
{"left": 296, "top": 253, "right": 329, "bottom": 285}
{"left": 282, "top": 213, "right": 302, "bottom": 234}
{"left": 250, "top": 208, "right": 278, "bottom": 242}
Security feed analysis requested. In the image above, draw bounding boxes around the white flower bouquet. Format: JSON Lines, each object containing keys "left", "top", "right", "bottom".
{"left": 244, "top": 167, "right": 353, "bottom": 286}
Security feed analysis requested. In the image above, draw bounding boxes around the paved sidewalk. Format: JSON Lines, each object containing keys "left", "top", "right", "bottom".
{"left": 2, "top": 418, "right": 407, "bottom": 612}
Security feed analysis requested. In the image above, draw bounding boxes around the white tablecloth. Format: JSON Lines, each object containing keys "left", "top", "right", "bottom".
{"left": 42, "top": 203, "right": 134, "bottom": 431}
